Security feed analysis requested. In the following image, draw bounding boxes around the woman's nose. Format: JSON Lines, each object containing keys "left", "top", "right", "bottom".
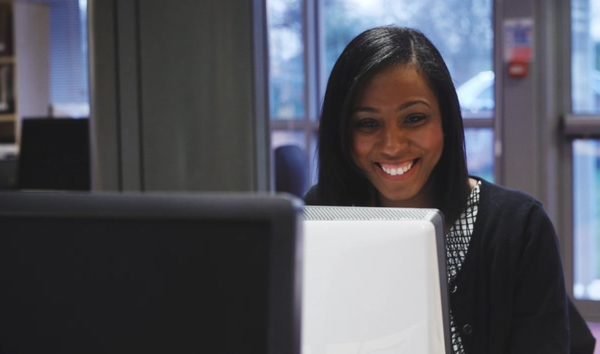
{"left": 381, "top": 127, "right": 408, "bottom": 155}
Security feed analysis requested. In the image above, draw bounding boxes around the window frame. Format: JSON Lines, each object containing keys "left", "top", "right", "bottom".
{"left": 269, "top": 0, "right": 498, "bottom": 188}
{"left": 562, "top": 0, "right": 600, "bottom": 321}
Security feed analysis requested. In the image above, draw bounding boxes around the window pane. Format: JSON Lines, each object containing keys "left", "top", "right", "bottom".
{"left": 572, "top": 0, "right": 600, "bottom": 114}
{"left": 465, "top": 128, "right": 495, "bottom": 182}
{"left": 271, "top": 130, "right": 306, "bottom": 150}
{"left": 573, "top": 140, "right": 600, "bottom": 300}
{"left": 267, "top": 0, "right": 305, "bottom": 120}
{"left": 50, "top": 0, "right": 90, "bottom": 117}
{"left": 322, "top": 0, "right": 494, "bottom": 116}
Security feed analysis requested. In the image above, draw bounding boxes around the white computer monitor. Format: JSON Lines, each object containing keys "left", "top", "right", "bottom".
{"left": 302, "top": 206, "right": 450, "bottom": 354}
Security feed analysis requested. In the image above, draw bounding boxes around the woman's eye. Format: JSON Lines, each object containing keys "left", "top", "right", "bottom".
{"left": 354, "top": 118, "right": 380, "bottom": 131}
{"left": 405, "top": 114, "right": 427, "bottom": 125}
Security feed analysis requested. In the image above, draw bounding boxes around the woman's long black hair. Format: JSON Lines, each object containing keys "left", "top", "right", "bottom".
{"left": 313, "top": 26, "right": 470, "bottom": 225}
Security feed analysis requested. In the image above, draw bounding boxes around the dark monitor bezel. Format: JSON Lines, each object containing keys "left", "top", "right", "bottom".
{"left": 0, "top": 191, "right": 303, "bottom": 354}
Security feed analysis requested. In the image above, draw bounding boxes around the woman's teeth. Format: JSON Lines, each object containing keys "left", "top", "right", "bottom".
{"left": 380, "top": 161, "right": 414, "bottom": 176}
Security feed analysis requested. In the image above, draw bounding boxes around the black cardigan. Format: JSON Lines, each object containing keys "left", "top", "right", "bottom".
{"left": 304, "top": 179, "right": 595, "bottom": 353}
{"left": 449, "top": 179, "right": 595, "bottom": 353}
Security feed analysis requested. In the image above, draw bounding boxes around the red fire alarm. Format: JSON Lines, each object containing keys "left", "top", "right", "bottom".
{"left": 508, "top": 60, "right": 529, "bottom": 78}
{"left": 504, "top": 18, "right": 534, "bottom": 79}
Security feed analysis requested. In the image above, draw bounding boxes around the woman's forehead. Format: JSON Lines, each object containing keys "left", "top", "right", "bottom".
{"left": 354, "top": 65, "right": 437, "bottom": 106}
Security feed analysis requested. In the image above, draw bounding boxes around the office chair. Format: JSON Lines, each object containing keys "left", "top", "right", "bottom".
{"left": 274, "top": 144, "right": 308, "bottom": 198}
{"left": 18, "top": 117, "right": 90, "bottom": 191}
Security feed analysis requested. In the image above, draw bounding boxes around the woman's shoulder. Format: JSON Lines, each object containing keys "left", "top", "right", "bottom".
{"left": 472, "top": 178, "right": 562, "bottom": 271}
{"left": 477, "top": 177, "right": 543, "bottom": 210}
{"left": 304, "top": 185, "right": 321, "bottom": 205}
{"left": 474, "top": 177, "right": 554, "bottom": 236}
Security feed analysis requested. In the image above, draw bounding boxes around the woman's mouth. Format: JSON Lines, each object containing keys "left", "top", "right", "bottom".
{"left": 378, "top": 160, "right": 416, "bottom": 176}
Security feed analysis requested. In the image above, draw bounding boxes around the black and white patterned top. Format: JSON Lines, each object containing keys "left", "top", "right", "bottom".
{"left": 446, "top": 180, "right": 481, "bottom": 354}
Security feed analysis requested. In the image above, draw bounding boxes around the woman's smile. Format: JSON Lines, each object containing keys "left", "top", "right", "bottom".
{"left": 377, "top": 160, "right": 415, "bottom": 176}
{"left": 377, "top": 159, "right": 417, "bottom": 177}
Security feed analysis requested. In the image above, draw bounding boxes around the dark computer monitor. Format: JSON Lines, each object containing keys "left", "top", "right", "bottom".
{"left": 0, "top": 191, "right": 302, "bottom": 354}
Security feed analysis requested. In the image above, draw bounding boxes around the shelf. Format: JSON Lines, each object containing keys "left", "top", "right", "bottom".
{"left": 0, "top": 1, "right": 14, "bottom": 145}
{"left": 0, "top": 56, "right": 13, "bottom": 65}
{"left": 0, "top": 113, "right": 14, "bottom": 122}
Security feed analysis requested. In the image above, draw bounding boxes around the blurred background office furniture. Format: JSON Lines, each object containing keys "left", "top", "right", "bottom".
{"left": 18, "top": 117, "right": 90, "bottom": 191}
{"left": 0, "top": 149, "right": 16, "bottom": 189}
{"left": 274, "top": 144, "right": 308, "bottom": 198}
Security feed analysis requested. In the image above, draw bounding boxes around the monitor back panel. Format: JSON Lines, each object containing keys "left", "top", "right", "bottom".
{"left": 302, "top": 206, "right": 449, "bottom": 354}
{"left": 0, "top": 191, "right": 302, "bottom": 354}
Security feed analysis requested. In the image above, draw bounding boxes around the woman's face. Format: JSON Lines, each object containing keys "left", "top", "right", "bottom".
{"left": 351, "top": 64, "right": 444, "bottom": 208}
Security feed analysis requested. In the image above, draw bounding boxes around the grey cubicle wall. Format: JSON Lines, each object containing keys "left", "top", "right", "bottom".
{"left": 89, "top": 0, "right": 269, "bottom": 192}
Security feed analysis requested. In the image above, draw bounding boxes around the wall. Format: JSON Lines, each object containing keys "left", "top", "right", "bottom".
{"left": 14, "top": 2, "right": 50, "bottom": 119}
{"left": 88, "top": 0, "right": 269, "bottom": 192}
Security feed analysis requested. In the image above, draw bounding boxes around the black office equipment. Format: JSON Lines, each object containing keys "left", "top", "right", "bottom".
{"left": 0, "top": 191, "right": 302, "bottom": 354}
{"left": 274, "top": 144, "right": 308, "bottom": 198}
{"left": 18, "top": 118, "right": 90, "bottom": 190}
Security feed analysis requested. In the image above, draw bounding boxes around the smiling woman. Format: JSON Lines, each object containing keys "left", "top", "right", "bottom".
{"left": 305, "top": 26, "right": 595, "bottom": 354}
{"left": 351, "top": 64, "right": 444, "bottom": 209}
{"left": 309, "top": 27, "right": 468, "bottom": 225}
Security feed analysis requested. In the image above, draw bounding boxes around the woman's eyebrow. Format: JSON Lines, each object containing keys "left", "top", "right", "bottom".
{"left": 353, "top": 99, "right": 431, "bottom": 113}
{"left": 353, "top": 107, "right": 378, "bottom": 113}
